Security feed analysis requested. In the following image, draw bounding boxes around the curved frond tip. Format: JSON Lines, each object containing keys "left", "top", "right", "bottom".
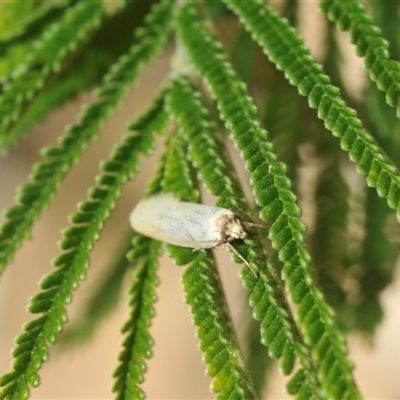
{"left": 321, "top": 0, "right": 400, "bottom": 116}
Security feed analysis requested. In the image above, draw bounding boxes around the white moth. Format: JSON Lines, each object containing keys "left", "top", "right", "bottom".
{"left": 130, "top": 193, "right": 261, "bottom": 274}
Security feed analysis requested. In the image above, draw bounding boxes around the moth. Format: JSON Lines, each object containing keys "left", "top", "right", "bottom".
{"left": 130, "top": 193, "right": 263, "bottom": 275}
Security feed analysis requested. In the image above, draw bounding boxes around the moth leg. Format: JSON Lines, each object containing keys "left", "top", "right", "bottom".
{"left": 226, "top": 243, "right": 258, "bottom": 277}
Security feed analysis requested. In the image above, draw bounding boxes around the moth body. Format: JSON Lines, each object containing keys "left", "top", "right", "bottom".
{"left": 129, "top": 194, "right": 247, "bottom": 249}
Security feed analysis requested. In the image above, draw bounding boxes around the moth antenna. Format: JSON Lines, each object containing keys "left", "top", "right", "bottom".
{"left": 242, "top": 221, "right": 269, "bottom": 229}
{"left": 226, "top": 243, "right": 258, "bottom": 277}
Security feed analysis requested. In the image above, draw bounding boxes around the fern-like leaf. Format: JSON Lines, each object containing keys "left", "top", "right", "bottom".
{"left": 311, "top": 154, "right": 351, "bottom": 326}
{"left": 112, "top": 129, "right": 194, "bottom": 398}
{"left": 225, "top": 0, "right": 400, "bottom": 221}
{"left": 160, "top": 129, "right": 199, "bottom": 202}
{"left": 60, "top": 230, "right": 134, "bottom": 345}
{"left": 159, "top": 130, "right": 201, "bottom": 265}
{"left": 262, "top": 70, "right": 303, "bottom": 187}
{"left": 167, "top": 76, "right": 325, "bottom": 398}
{"left": 4, "top": 68, "right": 90, "bottom": 145}
{"left": 355, "top": 188, "right": 395, "bottom": 333}
{"left": 0, "top": 0, "right": 174, "bottom": 274}
{"left": 226, "top": 0, "right": 400, "bottom": 337}
{"left": 0, "top": 90, "right": 169, "bottom": 400}
{"left": 177, "top": 3, "right": 360, "bottom": 399}
{"left": 183, "top": 252, "right": 257, "bottom": 399}
{"left": 0, "top": 1, "right": 106, "bottom": 150}
{"left": 244, "top": 318, "right": 274, "bottom": 398}
{"left": 0, "top": 2, "right": 72, "bottom": 58}
{"left": 321, "top": 0, "right": 400, "bottom": 117}
{"left": 112, "top": 235, "right": 161, "bottom": 400}
{"left": 157, "top": 128, "right": 257, "bottom": 399}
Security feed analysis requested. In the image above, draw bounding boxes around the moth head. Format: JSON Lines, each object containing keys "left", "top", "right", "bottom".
{"left": 217, "top": 214, "right": 247, "bottom": 242}
{"left": 228, "top": 218, "right": 247, "bottom": 240}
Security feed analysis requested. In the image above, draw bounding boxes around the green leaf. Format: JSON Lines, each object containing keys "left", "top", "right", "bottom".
{"left": 148, "top": 116, "right": 258, "bottom": 398}
{"left": 112, "top": 237, "right": 161, "bottom": 400}
{"left": 321, "top": 0, "right": 400, "bottom": 115}
{"left": 182, "top": 252, "right": 257, "bottom": 399}
{"left": 0, "top": 88, "right": 169, "bottom": 400}
{"left": 59, "top": 230, "right": 134, "bottom": 345}
{"left": 1, "top": 1, "right": 399, "bottom": 399}
{"left": 0, "top": 1, "right": 106, "bottom": 150}
{"left": 177, "top": 3, "right": 360, "bottom": 398}
{"left": 224, "top": 0, "right": 400, "bottom": 222}
{"left": 0, "top": 0, "right": 174, "bottom": 275}
{"left": 167, "top": 76, "right": 324, "bottom": 396}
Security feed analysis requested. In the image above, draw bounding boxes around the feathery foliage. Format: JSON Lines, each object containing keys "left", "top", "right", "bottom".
{"left": 176, "top": 4, "right": 360, "bottom": 398}
{"left": 0, "top": 1, "right": 106, "bottom": 150}
{"left": 225, "top": 0, "right": 400, "bottom": 218}
{"left": 321, "top": 0, "right": 400, "bottom": 116}
{"left": 0, "top": 86, "right": 169, "bottom": 399}
{"left": 167, "top": 76, "right": 324, "bottom": 398}
{"left": 1, "top": 0, "right": 400, "bottom": 399}
{"left": 112, "top": 235, "right": 161, "bottom": 400}
{"left": 0, "top": 0, "right": 173, "bottom": 274}
{"left": 160, "top": 130, "right": 257, "bottom": 399}
{"left": 59, "top": 230, "right": 134, "bottom": 345}
{"left": 183, "top": 253, "right": 257, "bottom": 399}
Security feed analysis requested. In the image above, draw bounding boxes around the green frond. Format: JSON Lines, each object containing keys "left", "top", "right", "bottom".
{"left": 167, "top": 77, "right": 252, "bottom": 269}
{"left": 160, "top": 130, "right": 200, "bottom": 264}
{"left": 0, "top": 92, "right": 169, "bottom": 400}
{"left": 224, "top": 0, "right": 400, "bottom": 222}
{"left": 328, "top": 2, "right": 400, "bottom": 333}
{"left": 245, "top": 318, "right": 274, "bottom": 398}
{"left": 176, "top": 4, "right": 360, "bottom": 399}
{"left": 368, "top": 1, "right": 400, "bottom": 62}
{"left": 0, "top": 1, "right": 106, "bottom": 150}
{"left": 167, "top": 76, "right": 324, "bottom": 397}
{"left": 167, "top": 77, "right": 247, "bottom": 214}
{"left": 227, "top": 0, "right": 400, "bottom": 338}
{"left": 320, "top": 0, "right": 400, "bottom": 117}
{"left": 355, "top": 188, "right": 396, "bottom": 333}
{"left": 154, "top": 118, "right": 257, "bottom": 398}
{"left": 305, "top": 104, "right": 352, "bottom": 330}
{"left": 160, "top": 130, "right": 198, "bottom": 203}
{"left": 111, "top": 128, "right": 194, "bottom": 399}
{"left": 4, "top": 69, "right": 90, "bottom": 145}
{"left": 60, "top": 230, "right": 133, "bottom": 345}
{"left": 145, "top": 147, "right": 168, "bottom": 197}
{"left": 183, "top": 252, "right": 257, "bottom": 399}
{"left": 311, "top": 127, "right": 395, "bottom": 335}
{"left": 0, "top": 0, "right": 174, "bottom": 274}
{"left": 0, "top": 2, "right": 71, "bottom": 54}
{"left": 311, "top": 155, "right": 351, "bottom": 324}
{"left": 1, "top": 1, "right": 399, "bottom": 398}
{"left": 112, "top": 236, "right": 161, "bottom": 400}
{"left": 262, "top": 70, "right": 303, "bottom": 186}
